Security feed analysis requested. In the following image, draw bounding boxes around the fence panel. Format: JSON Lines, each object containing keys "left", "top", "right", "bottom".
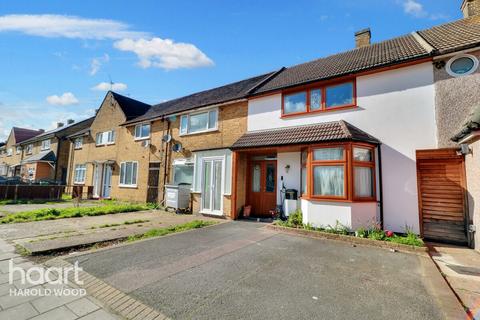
{"left": 0, "top": 185, "right": 66, "bottom": 201}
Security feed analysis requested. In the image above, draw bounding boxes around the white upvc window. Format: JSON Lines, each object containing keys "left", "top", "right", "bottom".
{"left": 179, "top": 108, "right": 218, "bottom": 135}
{"left": 95, "top": 130, "right": 115, "bottom": 146}
{"left": 26, "top": 144, "right": 33, "bottom": 154}
{"left": 74, "top": 137, "right": 83, "bottom": 149}
{"left": 74, "top": 164, "right": 87, "bottom": 184}
{"left": 16, "top": 146, "right": 22, "bottom": 154}
{"left": 119, "top": 161, "right": 138, "bottom": 187}
{"left": 134, "top": 123, "right": 151, "bottom": 140}
{"left": 7, "top": 148, "right": 12, "bottom": 156}
{"left": 41, "top": 139, "right": 51, "bottom": 151}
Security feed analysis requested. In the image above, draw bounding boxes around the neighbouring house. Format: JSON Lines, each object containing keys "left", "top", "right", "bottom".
{"left": 18, "top": 118, "right": 94, "bottom": 183}
{"left": 122, "top": 72, "right": 275, "bottom": 216}
{"left": 0, "top": 127, "right": 44, "bottom": 177}
{"left": 66, "top": 92, "right": 153, "bottom": 202}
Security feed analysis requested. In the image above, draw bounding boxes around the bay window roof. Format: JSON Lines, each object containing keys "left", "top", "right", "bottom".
{"left": 231, "top": 121, "right": 380, "bottom": 149}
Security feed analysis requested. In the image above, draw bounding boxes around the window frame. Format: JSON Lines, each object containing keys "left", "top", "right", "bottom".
{"left": 281, "top": 78, "right": 356, "bottom": 118}
{"left": 16, "top": 146, "right": 22, "bottom": 155}
{"left": 74, "top": 164, "right": 87, "bottom": 184}
{"left": 446, "top": 54, "right": 479, "bottom": 77}
{"left": 119, "top": 161, "right": 138, "bottom": 188}
{"left": 179, "top": 108, "right": 218, "bottom": 136}
{"left": 26, "top": 144, "right": 33, "bottom": 154}
{"left": 73, "top": 137, "right": 83, "bottom": 150}
{"left": 134, "top": 123, "right": 151, "bottom": 140}
{"left": 302, "top": 142, "right": 376, "bottom": 202}
{"left": 7, "top": 148, "right": 12, "bottom": 157}
{"left": 41, "top": 139, "right": 51, "bottom": 151}
{"left": 95, "top": 130, "right": 115, "bottom": 146}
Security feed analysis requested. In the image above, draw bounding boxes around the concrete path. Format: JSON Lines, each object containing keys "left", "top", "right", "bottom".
{"left": 428, "top": 243, "right": 480, "bottom": 319}
{"left": 0, "top": 239, "right": 122, "bottom": 320}
{"left": 67, "top": 221, "right": 461, "bottom": 320}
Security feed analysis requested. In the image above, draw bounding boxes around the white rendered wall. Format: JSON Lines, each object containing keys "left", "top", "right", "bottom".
{"left": 276, "top": 152, "right": 301, "bottom": 205}
{"left": 248, "top": 63, "right": 437, "bottom": 233}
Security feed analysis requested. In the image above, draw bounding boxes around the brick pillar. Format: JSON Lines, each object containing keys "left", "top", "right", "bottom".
{"left": 355, "top": 28, "right": 371, "bottom": 48}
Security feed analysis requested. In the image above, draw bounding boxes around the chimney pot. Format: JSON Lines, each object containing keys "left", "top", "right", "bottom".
{"left": 355, "top": 28, "right": 371, "bottom": 48}
{"left": 462, "top": 0, "right": 480, "bottom": 18}
{"left": 67, "top": 119, "right": 75, "bottom": 125}
{"left": 57, "top": 122, "right": 64, "bottom": 128}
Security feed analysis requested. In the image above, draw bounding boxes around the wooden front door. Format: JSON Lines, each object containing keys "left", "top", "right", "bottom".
{"left": 416, "top": 149, "right": 468, "bottom": 245}
{"left": 247, "top": 160, "right": 277, "bottom": 217}
{"left": 147, "top": 162, "right": 161, "bottom": 203}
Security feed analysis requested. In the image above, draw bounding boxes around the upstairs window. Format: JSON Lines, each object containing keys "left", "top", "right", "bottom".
{"left": 74, "top": 137, "right": 83, "bottom": 150}
{"left": 96, "top": 130, "right": 115, "bottom": 146}
{"left": 446, "top": 54, "right": 479, "bottom": 77}
{"left": 134, "top": 123, "right": 151, "bottom": 140}
{"left": 16, "top": 146, "right": 22, "bottom": 154}
{"left": 41, "top": 139, "right": 51, "bottom": 151}
{"left": 26, "top": 144, "right": 33, "bottom": 154}
{"left": 7, "top": 148, "right": 12, "bottom": 156}
{"left": 180, "top": 109, "right": 218, "bottom": 135}
{"left": 282, "top": 79, "right": 356, "bottom": 116}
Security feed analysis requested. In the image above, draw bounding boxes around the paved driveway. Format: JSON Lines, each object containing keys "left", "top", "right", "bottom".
{"left": 69, "top": 221, "right": 444, "bottom": 320}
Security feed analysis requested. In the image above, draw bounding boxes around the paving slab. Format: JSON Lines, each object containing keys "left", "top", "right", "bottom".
{"left": 0, "top": 301, "right": 39, "bottom": 320}
{"left": 66, "top": 297, "right": 101, "bottom": 317}
{"left": 29, "top": 305, "right": 78, "bottom": 320}
{"left": 428, "top": 243, "right": 480, "bottom": 319}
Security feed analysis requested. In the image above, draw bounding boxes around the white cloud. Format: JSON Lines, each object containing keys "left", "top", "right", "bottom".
{"left": 401, "top": 0, "right": 448, "bottom": 20}
{"left": 46, "top": 92, "right": 79, "bottom": 106}
{"left": 114, "top": 37, "right": 214, "bottom": 70}
{"left": 90, "top": 53, "right": 110, "bottom": 76}
{"left": 91, "top": 82, "right": 127, "bottom": 91}
{"left": 0, "top": 14, "right": 147, "bottom": 40}
{"left": 403, "top": 0, "right": 426, "bottom": 17}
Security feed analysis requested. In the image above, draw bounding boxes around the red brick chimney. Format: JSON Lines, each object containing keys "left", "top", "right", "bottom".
{"left": 355, "top": 28, "right": 371, "bottom": 48}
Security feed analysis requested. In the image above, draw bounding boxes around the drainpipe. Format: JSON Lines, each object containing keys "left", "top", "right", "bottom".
{"left": 377, "top": 144, "right": 384, "bottom": 230}
{"left": 54, "top": 136, "right": 60, "bottom": 181}
{"left": 161, "top": 118, "right": 171, "bottom": 203}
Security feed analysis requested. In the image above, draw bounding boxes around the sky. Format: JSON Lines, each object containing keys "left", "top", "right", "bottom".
{"left": 0, "top": 0, "right": 462, "bottom": 141}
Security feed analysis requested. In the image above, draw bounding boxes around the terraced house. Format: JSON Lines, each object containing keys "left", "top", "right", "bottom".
{"left": 17, "top": 118, "right": 93, "bottom": 183}
{"left": 64, "top": 2, "right": 480, "bottom": 251}
{"left": 0, "top": 127, "right": 44, "bottom": 177}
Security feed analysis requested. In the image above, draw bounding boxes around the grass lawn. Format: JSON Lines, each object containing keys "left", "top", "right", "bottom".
{"left": 0, "top": 202, "right": 155, "bottom": 224}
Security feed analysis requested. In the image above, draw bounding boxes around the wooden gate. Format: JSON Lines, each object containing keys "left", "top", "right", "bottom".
{"left": 147, "top": 162, "right": 161, "bottom": 204}
{"left": 416, "top": 149, "right": 468, "bottom": 245}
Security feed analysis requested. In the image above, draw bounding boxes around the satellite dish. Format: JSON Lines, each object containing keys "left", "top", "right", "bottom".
{"left": 172, "top": 143, "right": 183, "bottom": 153}
{"left": 162, "top": 134, "right": 172, "bottom": 143}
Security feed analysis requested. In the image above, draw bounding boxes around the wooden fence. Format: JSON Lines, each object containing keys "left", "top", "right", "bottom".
{"left": 0, "top": 185, "right": 66, "bottom": 201}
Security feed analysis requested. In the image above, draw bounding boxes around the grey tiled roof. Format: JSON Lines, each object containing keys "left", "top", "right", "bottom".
{"left": 123, "top": 72, "right": 276, "bottom": 124}
{"left": 111, "top": 92, "right": 151, "bottom": 121}
{"left": 20, "top": 117, "right": 94, "bottom": 145}
{"left": 21, "top": 150, "right": 56, "bottom": 164}
{"left": 418, "top": 16, "right": 480, "bottom": 54}
{"left": 231, "top": 121, "right": 380, "bottom": 149}
{"left": 252, "top": 34, "right": 429, "bottom": 94}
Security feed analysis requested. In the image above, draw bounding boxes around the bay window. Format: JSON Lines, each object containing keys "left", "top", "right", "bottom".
{"left": 180, "top": 109, "right": 218, "bottom": 135}
{"left": 282, "top": 79, "right": 356, "bottom": 116}
{"left": 303, "top": 143, "right": 376, "bottom": 201}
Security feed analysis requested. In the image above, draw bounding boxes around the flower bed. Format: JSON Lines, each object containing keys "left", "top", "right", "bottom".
{"left": 271, "top": 210, "right": 426, "bottom": 254}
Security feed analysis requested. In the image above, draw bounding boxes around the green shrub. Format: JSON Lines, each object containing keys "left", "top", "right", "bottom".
{"left": 355, "top": 227, "right": 368, "bottom": 238}
{"left": 368, "top": 228, "right": 385, "bottom": 241}
{"left": 286, "top": 210, "right": 303, "bottom": 227}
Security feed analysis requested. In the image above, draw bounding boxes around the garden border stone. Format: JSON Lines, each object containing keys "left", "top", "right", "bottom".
{"left": 266, "top": 224, "right": 429, "bottom": 255}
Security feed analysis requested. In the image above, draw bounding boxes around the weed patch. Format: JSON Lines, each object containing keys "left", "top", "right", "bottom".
{"left": 127, "top": 220, "right": 216, "bottom": 242}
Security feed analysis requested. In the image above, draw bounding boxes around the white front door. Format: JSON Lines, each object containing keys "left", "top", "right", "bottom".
{"left": 102, "top": 164, "right": 112, "bottom": 198}
{"left": 202, "top": 159, "right": 223, "bottom": 215}
{"left": 93, "top": 164, "right": 102, "bottom": 198}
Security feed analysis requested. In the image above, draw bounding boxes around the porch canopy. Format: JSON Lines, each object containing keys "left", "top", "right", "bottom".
{"left": 230, "top": 121, "right": 382, "bottom": 227}
{"left": 21, "top": 150, "right": 56, "bottom": 164}
{"left": 231, "top": 120, "right": 380, "bottom": 150}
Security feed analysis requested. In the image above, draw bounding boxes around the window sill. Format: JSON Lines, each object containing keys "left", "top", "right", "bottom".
{"left": 73, "top": 183, "right": 85, "bottom": 185}
{"left": 134, "top": 137, "right": 150, "bottom": 141}
{"left": 74, "top": 147, "right": 82, "bottom": 150}
{"left": 281, "top": 105, "right": 357, "bottom": 118}
{"left": 179, "top": 128, "right": 218, "bottom": 137}
{"left": 119, "top": 184, "right": 138, "bottom": 189}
